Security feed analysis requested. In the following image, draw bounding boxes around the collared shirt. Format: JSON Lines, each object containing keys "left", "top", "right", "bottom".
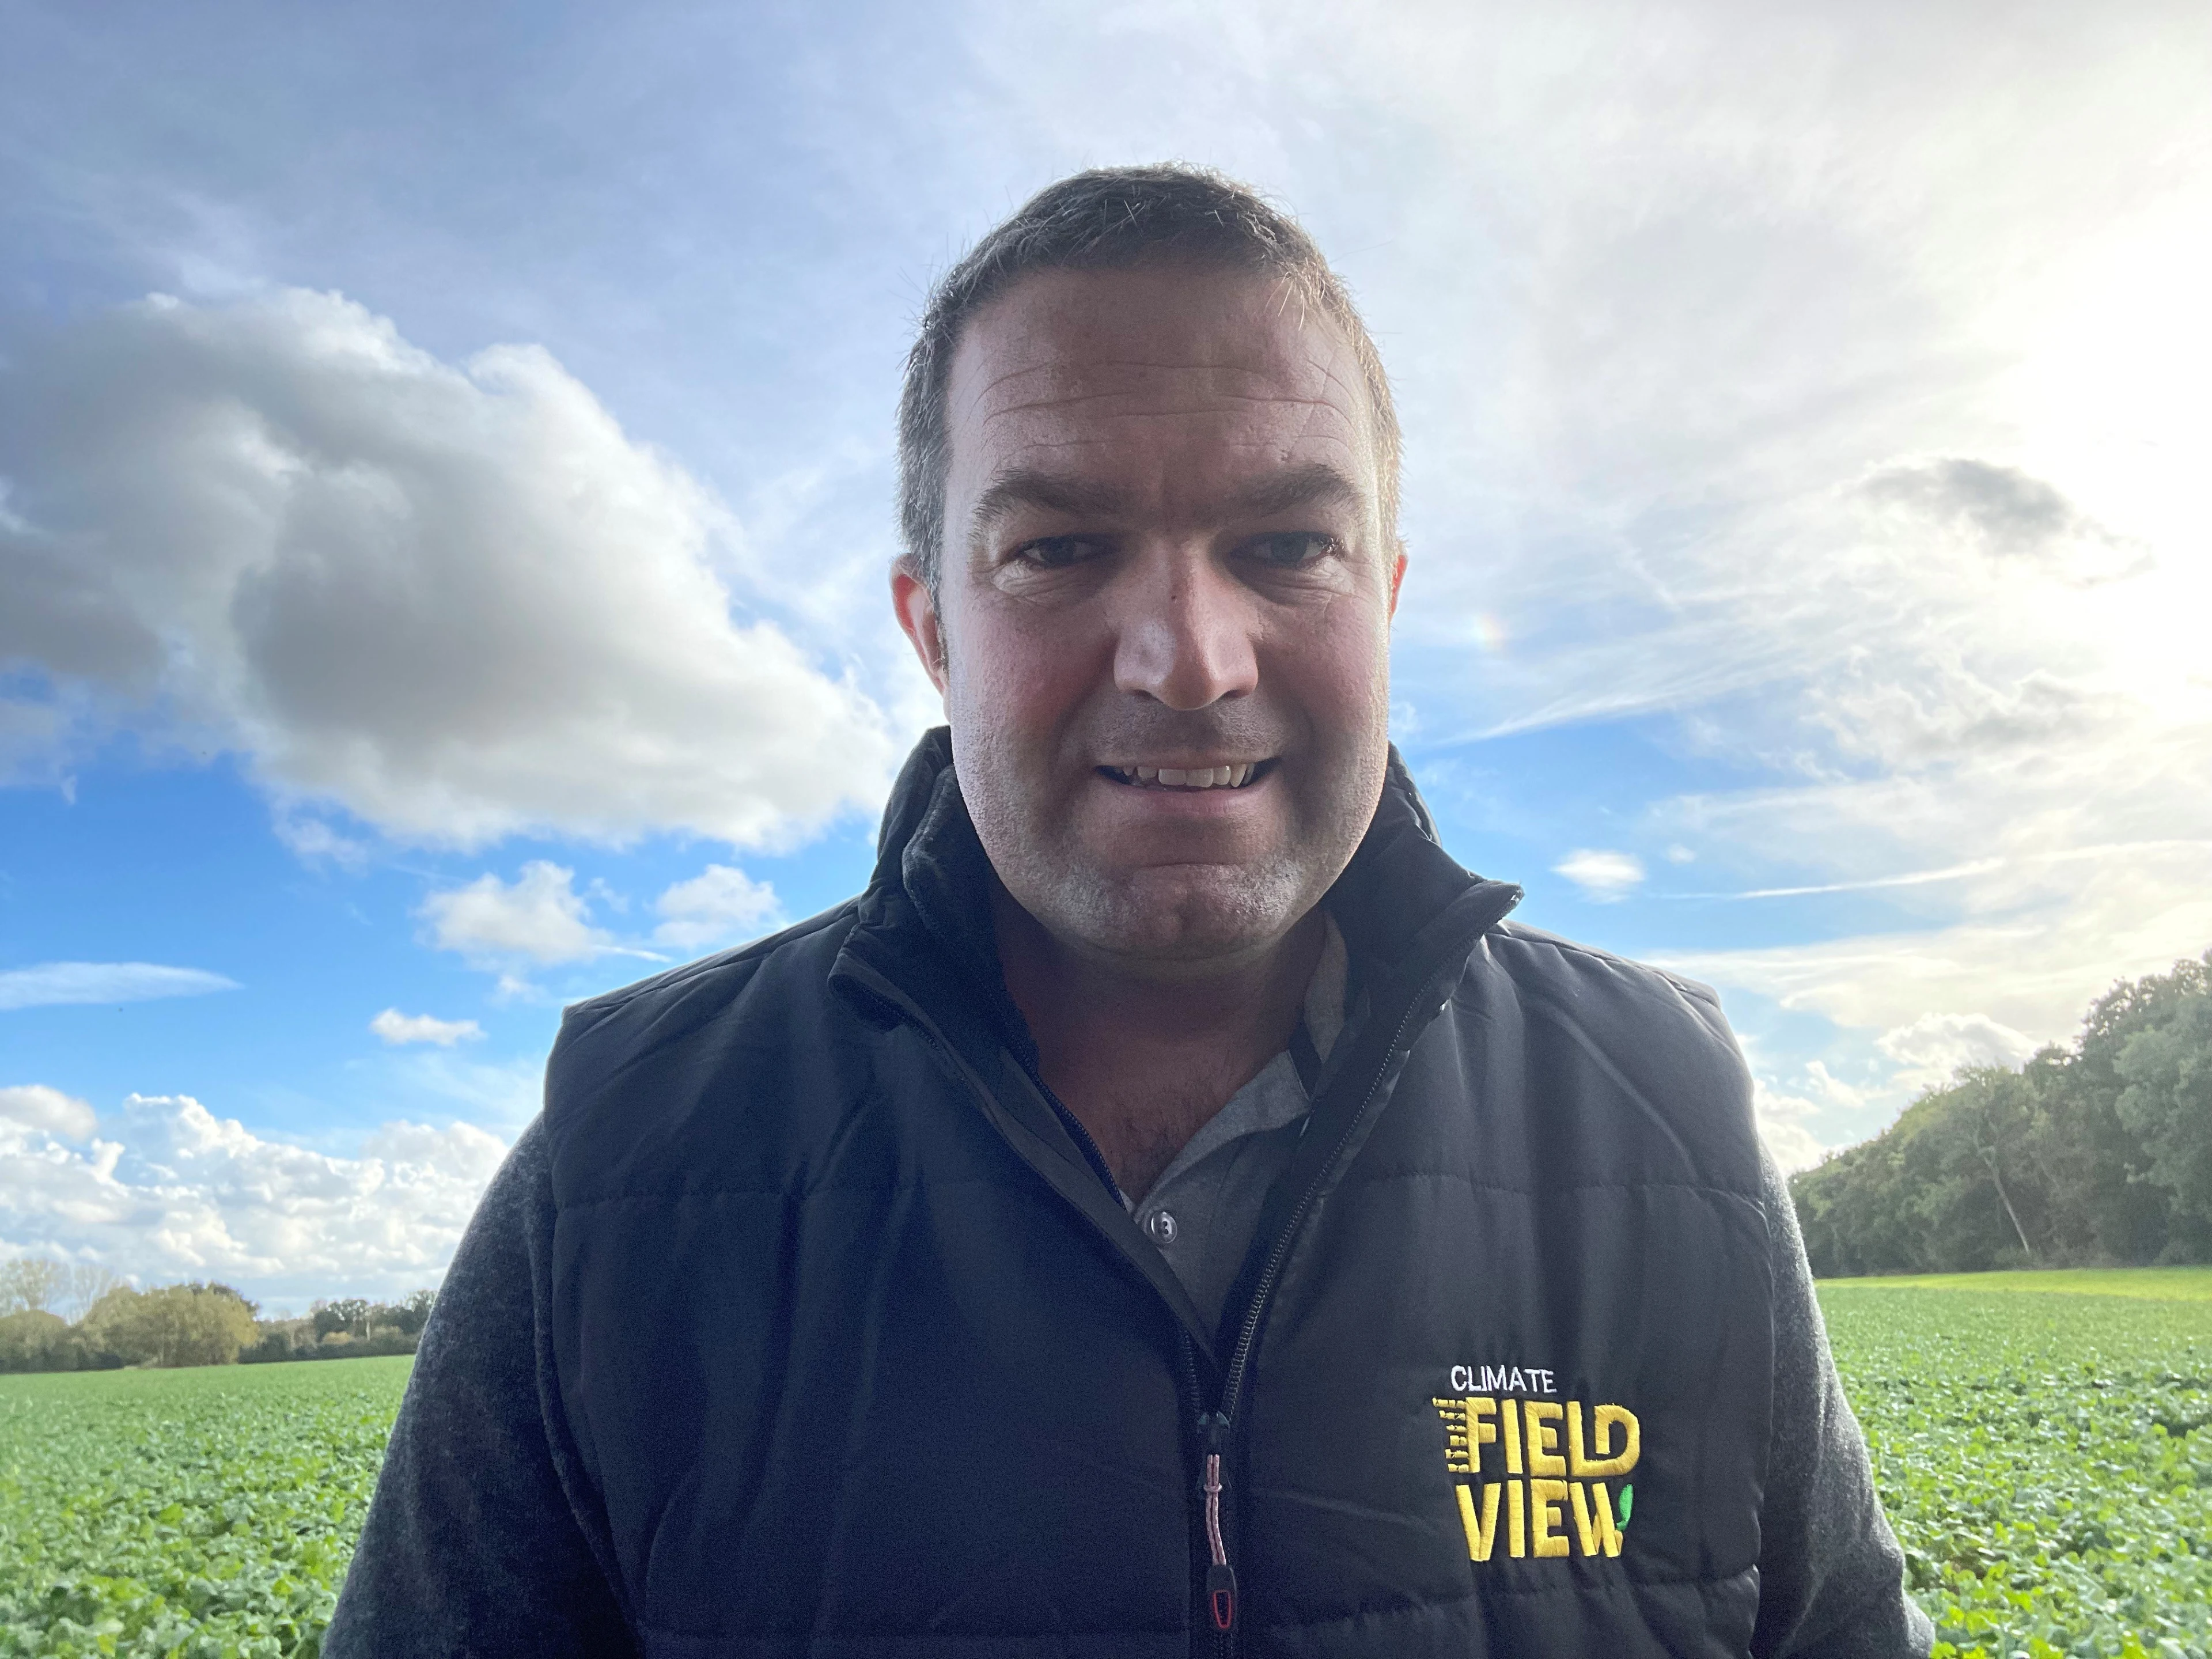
{"left": 1127, "top": 914, "right": 1349, "bottom": 1333}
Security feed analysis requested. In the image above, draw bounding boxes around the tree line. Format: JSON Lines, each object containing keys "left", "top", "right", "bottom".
{"left": 1790, "top": 949, "right": 2212, "bottom": 1277}
{"left": 0, "top": 1260, "right": 436, "bottom": 1373}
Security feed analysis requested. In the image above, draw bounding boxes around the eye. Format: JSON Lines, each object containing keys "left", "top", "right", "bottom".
{"left": 1244, "top": 531, "right": 1340, "bottom": 569}
{"left": 1014, "top": 536, "right": 1106, "bottom": 570}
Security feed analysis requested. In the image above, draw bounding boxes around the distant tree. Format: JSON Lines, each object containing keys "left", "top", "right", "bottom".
{"left": 0, "top": 1258, "right": 69, "bottom": 1317}
{"left": 1951, "top": 1067, "right": 2049, "bottom": 1262}
{"left": 2017, "top": 956, "right": 2209, "bottom": 1260}
{"left": 1793, "top": 949, "right": 2212, "bottom": 1277}
{"left": 240, "top": 1316, "right": 317, "bottom": 1362}
{"left": 1792, "top": 1069, "right": 2041, "bottom": 1277}
{"left": 181, "top": 1281, "right": 262, "bottom": 1319}
{"left": 78, "top": 1287, "right": 142, "bottom": 1357}
{"left": 2115, "top": 990, "right": 2212, "bottom": 1257}
{"left": 2, "top": 1277, "right": 434, "bottom": 1371}
{"left": 375, "top": 1289, "right": 437, "bottom": 1336}
{"left": 0, "top": 1309, "right": 72, "bottom": 1372}
{"left": 62, "top": 1264, "right": 126, "bottom": 1323}
{"left": 84, "top": 1284, "right": 259, "bottom": 1368}
{"left": 313, "top": 1297, "right": 373, "bottom": 1340}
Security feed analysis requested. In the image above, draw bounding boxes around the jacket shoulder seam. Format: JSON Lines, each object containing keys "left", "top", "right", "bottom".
{"left": 561, "top": 899, "right": 859, "bottom": 1024}
{"left": 1486, "top": 923, "right": 1724, "bottom": 1011}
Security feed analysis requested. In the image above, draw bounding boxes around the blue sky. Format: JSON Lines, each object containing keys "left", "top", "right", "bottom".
{"left": 3, "top": 0, "right": 2208, "bottom": 1304}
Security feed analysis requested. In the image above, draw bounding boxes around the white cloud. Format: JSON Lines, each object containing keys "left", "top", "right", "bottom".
{"left": 1875, "top": 1012, "right": 2040, "bottom": 1098}
{"left": 1858, "top": 458, "right": 2151, "bottom": 588}
{"left": 0, "top": 961, "right": 240, "bottom": 1012}
{"left": 0, "top": 1093, "right": 508, "bottom": 1302}
{"left": 382, "top": 1051, "right": 543, "bottom": 1138}
{"left": 272, "top": 813, "right": 372, "bottom": 870}
{"left": 1731, "top": 1022, "right": 1899, "bottom": 1173}
{"left": 1750, "top": 1080, "right": 1828, "bottom": 1177}
{"left": 420, "top": 861, "right": 614, "bottom": 966}
{"left": 0, "top": 1085, "right": 96, "bottom": 1141}
{"left": 1552, "top": 849, "right": 1645, "bottom": 902}
{"left": 653, "top": 864, "right": 782, "bottom": 952}
{"left": 369, "top": 1009, "right": 484, "bottom": 1047}
{"left": 1760, "top": 1124, "right": 1828, "bottom": 1176}
{"left": 1797, "top": 1061, "right": 1873, "bottom": 1115}
{"left": 1659, "top": 847, "right": 2212, "bottom": 1047}
{"left": 0, "top": 287, "right": 897, "bottom": 849}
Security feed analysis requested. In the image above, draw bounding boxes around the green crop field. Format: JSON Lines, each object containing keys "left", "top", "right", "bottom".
{"left": 3, "top": 1282, "right": 2210, "bottom": 1657}
{"left": 0, "top": 1358, "right": 410, "bottom": 1658}
{"left": 1823, "top": 1267, "right": 2212, "bottom": 1302}
{"left": 1821, "top": 1280, "right": 2212, "bottom": 1658}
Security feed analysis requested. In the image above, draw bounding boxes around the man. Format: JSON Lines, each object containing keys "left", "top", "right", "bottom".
{"left": 328, "top": 166, "right": 1931, "bottom": 1657}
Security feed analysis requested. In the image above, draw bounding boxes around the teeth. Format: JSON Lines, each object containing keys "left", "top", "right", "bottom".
{"left": 1112, "top": 763, "right": 1259, "bottom": 789}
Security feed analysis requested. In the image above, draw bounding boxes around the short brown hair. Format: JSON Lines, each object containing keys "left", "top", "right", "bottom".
{"left": 896, "top": 164, "right": 1400, "bottom": 594}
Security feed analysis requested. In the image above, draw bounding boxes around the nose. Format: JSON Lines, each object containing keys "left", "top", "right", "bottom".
{"left": 1111, "top": 546, "right": 1259, "bottom": 710}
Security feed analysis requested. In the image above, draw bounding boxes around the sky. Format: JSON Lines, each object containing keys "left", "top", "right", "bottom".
{"left": 2, "top": 0, "right": 2207, "bottom": 1305}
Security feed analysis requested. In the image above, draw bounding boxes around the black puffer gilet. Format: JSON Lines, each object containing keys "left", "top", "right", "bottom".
{"left": 542, "top": 730, "right": 1770, "bottom": 1657}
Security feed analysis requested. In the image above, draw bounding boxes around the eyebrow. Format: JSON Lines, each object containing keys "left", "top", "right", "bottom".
{"left": 969, "top": 469, "right": 1129, "bottom": 535}
{"left": 967, "top": 461, "right": 1369, "bottom": 539}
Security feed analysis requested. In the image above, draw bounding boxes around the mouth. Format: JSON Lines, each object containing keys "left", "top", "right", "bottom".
{"left": 1097, "top": 760, "right": 1273, "bottom": 791}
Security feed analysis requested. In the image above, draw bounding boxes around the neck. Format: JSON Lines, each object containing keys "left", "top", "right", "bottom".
{"left": 993, "top": 883, "right": 1326, "bottom": 1196}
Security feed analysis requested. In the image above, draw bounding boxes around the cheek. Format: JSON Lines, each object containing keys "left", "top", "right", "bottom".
{"left": 946, "top": 603, "right": 1097, "bottom": 743}
{"left": 1272, "top": 602, "right": 1392, "bottom": 729}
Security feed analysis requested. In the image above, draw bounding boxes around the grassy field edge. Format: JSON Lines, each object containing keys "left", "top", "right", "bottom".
{"left": 1818, "top": 1264, "right": 2212, "bottom": 1300}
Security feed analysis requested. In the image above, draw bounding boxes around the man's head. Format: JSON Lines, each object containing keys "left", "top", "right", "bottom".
{"left": 893, "top": 165, "right": 1406, "bottom": 974}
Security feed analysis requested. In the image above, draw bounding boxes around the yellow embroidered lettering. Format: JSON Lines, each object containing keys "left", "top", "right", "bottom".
{"left": 1577, "top": 1404, "right": 1641, "bottom": 1477}
{"left": 1467, "top": 1397, "right": 1498, "bottom": 1476}
{"left": 1433, "top": 1397, "right": 1470, "bottom": 1474}
{"left": 1507, "top": 1479, "right": 1527, "bottom": 1557}
{"left": 1571, "top": 1481, "right": 1625, "bottom": 1557}
{"left": 1524, "top": 1400, "right": 1566, "bottom": 1477}
{"left": 1455, "top": 1481, "right": 1502, "bottom": 1562}
{"left": 1501, "top": 1394, "right": 1524, "bottom": 1475}
{"left": 1529, "top": 1478, "right": 1570, "bottom": 1557}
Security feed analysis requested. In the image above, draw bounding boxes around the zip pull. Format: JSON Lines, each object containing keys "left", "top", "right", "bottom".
{"left": 1206, "top": 1556, "right": 1237, "bottom": 1633}
{"left": 1199, "top": 1413, "right": 1236, "bottom": 1633}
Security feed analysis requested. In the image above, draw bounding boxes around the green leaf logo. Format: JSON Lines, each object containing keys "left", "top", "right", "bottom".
{"left": 1618, "top": 1485, "right": 1634, "bottom": 1528}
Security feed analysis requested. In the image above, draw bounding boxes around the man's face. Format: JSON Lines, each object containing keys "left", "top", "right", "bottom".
{"left": 894, "top": 262, "right": 1405, "bottom": 970}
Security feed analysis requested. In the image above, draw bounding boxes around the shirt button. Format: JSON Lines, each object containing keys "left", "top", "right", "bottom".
{"left": 1143, "top": 1207, "right": 1179, "bottom": 1246}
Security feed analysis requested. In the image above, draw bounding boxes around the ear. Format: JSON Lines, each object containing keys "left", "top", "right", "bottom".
{"left": 891, "top": 560, "right": 952, "bottom": 702}
{"left": 1387, "top": 546, "right": 1408, "bottom": 620}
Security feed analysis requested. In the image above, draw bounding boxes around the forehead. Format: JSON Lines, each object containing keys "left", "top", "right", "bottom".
{"left": 942, "top": 263, "right": 1377, "bottom": 516}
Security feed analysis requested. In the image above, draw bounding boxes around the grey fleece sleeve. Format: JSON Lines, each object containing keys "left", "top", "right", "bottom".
{"left": 1751, "top": 1145, "right": 1933, "bottom": 1659}
{"left": 324, "top": 1119, "right": 634, "bottom": 1659}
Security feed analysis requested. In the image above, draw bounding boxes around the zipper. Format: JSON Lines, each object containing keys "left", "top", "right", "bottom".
{"left": 1221, "top": 989, "right": 1427, "bottom": 1416}
{"left": 1018, "top": 1052, "right": 1125, "bottom": 1205}
{"left": 1202, "top": 1412, "right": 1235, "bottom": 1633}
{"left": 868, "top": 965, "right": 1234, "bottom": 1649}
{"left": 1177, "top": 1337, "right": 1234, "bottom": 1649}
{"left": 848, "top": 943, "right": 1465, "bottom": 1659}
{"left": 1191, "top": 979, "right": 1438, "bottom": 1657}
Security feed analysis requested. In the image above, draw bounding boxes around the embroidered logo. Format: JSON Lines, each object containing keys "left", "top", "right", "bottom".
{"left": 1431, "top": 1388, "right": 1639, "bottom": 1562}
